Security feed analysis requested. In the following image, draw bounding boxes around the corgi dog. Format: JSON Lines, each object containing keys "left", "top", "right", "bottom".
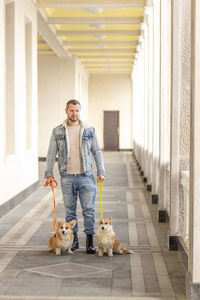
{"left": 96, "top": 217, "right": 133, "bottom": 257}
{"left": 48, "top": 219, "right": 76, "bottom": 255}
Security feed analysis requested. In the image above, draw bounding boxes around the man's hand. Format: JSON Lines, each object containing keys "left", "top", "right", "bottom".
{"left": 45, "top": 177, "right": 54, "bottom": 185}
{"left": 97, "top": 175, "right": 105, "bottom": 183}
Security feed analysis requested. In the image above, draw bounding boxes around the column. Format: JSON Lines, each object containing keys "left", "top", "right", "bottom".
{"left": 6, "top": 1, "right": 15, "bottom": 155}
{"left": 188, "top": 0, "right": 200, "bottom": 297}
{"left": 132, "top": 37, "right": 145, "bottom": 165}
{"left": 169, "top": 0, "right": 191, "bottom": 249}
{"left": 158, "top": 0, "right": 171, "bottom": 221}
{"left": 0, "top": 1, "right": 6, "bottom": 162}
{"left": 141, "top": 22, "right": 149, "bottom": 179}
{"left": 25, "top": 19, "right": 32, "bottom": 150}
{"left": 145, "top": 7, "right": 153, "bottom": 187}
{"left": 151, "top": 0, "right": 160, "bottom": 197}
{"left": 169, "top": 0, "right": 182, "bottom": 244}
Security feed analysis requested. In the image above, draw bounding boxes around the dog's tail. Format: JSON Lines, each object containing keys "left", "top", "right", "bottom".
{"left": 122, "top": 248, "right": 134, "bottom": 254}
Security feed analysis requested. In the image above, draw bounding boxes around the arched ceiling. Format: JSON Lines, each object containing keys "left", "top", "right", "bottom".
{"left": 36, "top": 0, "right": 147, "bottom": 75}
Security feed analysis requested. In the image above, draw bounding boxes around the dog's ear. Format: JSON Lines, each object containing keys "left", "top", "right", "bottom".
{"left": 55, "top": 219, "right": 61, "bottom": 227}
{"left": 99, "top": 217, "right": 103, "bottom": 224}
{"left": 109, "top": 217, "right": 112, "bottom": 224}
{"left": 69, "top": 219, "right": 76, "bottom": 229}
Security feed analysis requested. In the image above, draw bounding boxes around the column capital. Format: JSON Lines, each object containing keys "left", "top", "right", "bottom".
{"left": 135, "top": 53, "right": 139, "bottom": 60}
{"left": 152, "top": 0, "right": 160, "bottom": 6}
{"left": 144, "top": 6, "right": 153, "bottom": 25}
{"left": 136, "top": 45, "right": 141, "bottom": 53}
{"left": 141, "top": 23, "right": 148, "bottom": 39}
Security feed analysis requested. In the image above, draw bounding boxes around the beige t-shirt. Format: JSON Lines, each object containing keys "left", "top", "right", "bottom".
{"left": 66, "top": 125, "right": 84, "bottom": 174}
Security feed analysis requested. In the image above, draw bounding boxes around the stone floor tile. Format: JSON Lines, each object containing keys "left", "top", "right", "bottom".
{"left": 0, "top": 153, "right": 186, "bottom": 300}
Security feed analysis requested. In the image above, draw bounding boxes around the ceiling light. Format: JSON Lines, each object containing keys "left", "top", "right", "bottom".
{"left": 85, "top": 8, "right": 103, "bottom": 14}
{"left": 90, "top": 24, "right": 105, "bottom": 29}
{"left": 93, "top": 35, "right": 107, "bottom": 39}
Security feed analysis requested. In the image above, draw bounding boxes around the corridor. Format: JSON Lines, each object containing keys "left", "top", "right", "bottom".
{"left": 0, "top": 152, "right": 186, "bottom": 300}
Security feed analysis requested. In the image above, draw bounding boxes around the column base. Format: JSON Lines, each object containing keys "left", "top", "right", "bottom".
{"left": 140, "top": 170, "right": 144, "bottom": 176}
{"left": 146, "top": 184, "right": 152, "bottom": 192}
{"left": 186, "top": 275, "right": 200, "bottom": 300}
{"left": 168, "top": 235, "right": 178, "bottom": 251}
{"left": 143, "top": 177, "right": 147, "bottom": 183}
{"left": 151, "top": 194, "right": 158, "bottom": 204}
{"left": 158, "top": 209, "right": 169, "bottom": 223}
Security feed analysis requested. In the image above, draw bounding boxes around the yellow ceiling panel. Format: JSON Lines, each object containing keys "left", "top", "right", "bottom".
{"left": 74, "top": 53, "right": 134, "bottom": 56}
{"left": 68, "top": 46, "right": 99, "bottom": 49}
{"left": 101, "top": 36, "right": 139, "bottom": 41}
{"left": 62, "top": 36, "right": 101, "bottom": 41}
{"left": 56, "top": 24, "right": 140, "bottom": 31}
{"left": 87, "top": 65, "right": 132, "bottom": 67}
{"left": 38, "top": 52, "right": 56, "bottom": 56}
{"left": 38, "top": 45, "right": 51, "bottom": 50}
{"left": 37, "top": 35, "right": 44, "bottom": 41}
{"left": 68, "top": 46, "right": 136, "bottom": 49}
{"left": 89, "top": 72, "right": 131, "bottom": 74}
{"left": 86, "top": 66, "right": 132, "bottom": 69}
{"left": 42, "top": 8, "right": 144, "bottom": 18}
{"left": 89, "top": 68, "right": 131, "bottom": 70}
{"left": 81, "top": 58, "right": 134, "bottom": 62}
{"left": 38, "top": 4, "right": 143, "bottom": 73}
{"left": 62, "top": 36, "right": 139, "bottom": 41}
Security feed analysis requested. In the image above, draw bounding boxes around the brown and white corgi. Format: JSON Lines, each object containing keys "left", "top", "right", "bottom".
{"left": 96, "top": 217, "right": 133, "bottom": 257}
{"left": 48, "top": 219, "right": 76, "bottom": 255}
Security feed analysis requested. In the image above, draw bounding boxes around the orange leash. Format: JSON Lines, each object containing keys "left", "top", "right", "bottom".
{"left": 44, "top": 177, "right": 58, "bottom": 233}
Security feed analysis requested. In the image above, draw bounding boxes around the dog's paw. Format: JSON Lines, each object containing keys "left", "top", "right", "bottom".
{"left": 98, "top": 250, "right": 104, "bottom": 257}
{"left": 56, "top": 248, "right": 61, "bottom": 255}
{"left": 67, "top": 249, "right": 73, "bottom": 254}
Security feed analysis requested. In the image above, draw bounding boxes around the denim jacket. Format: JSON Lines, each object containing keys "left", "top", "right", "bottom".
{"left": 45, "top": 120, "right": 106, "bottom": 178}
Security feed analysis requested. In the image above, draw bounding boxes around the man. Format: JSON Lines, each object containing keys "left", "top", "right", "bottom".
{"left": 45, "top": 99, "right": 105, "bottom": 254}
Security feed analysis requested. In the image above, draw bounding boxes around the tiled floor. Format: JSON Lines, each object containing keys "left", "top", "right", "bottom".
{"left": 0, "top": 152, "right": 186, "bottom": 300}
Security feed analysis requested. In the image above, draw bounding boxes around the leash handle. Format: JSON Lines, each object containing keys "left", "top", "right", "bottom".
{"left": 44, "top": 177, "right": 58, "bottom": 188}
{"left": 98, "top": 181, "right": 104, "bottom": 217}
{"left": 44, "top": 177, "right": 58, "bottom": 233}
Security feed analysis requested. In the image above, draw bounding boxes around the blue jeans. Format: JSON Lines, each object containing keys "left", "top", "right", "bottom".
{"left": 60, "top": 174, "right": 96, "bottom": 235}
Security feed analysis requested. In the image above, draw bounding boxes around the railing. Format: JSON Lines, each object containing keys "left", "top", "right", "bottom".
{"left": 181, "top": 170, "right": 190, "bottom": 247}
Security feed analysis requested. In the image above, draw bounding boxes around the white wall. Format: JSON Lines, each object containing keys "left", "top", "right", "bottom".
{"left": 0, "top": 0, "right": 38, "bottom": 206}
{"left": 38, "top": 56, "right": 89, "bottom": 157}
{"left": 88, "top": 74, "right": 132, "bottom": 149}
{"left": 0, "top": 1, "right": 6, "bottom": 164}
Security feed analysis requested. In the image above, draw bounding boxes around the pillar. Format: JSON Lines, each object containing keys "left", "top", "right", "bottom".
{"left": 158, "top": 0, "right": 171, "bottom": 221}
{"left": 0, "top": 1, "right": 6, "bottom": 162}
{"left": 141, "top": 22, "right": 149, "bottom": 178}
{"left": 187, "top": 0, "right": 200, "bottom": 298}
{"left": 151, "top": 0, "right": 160, "bottom": 196}
{"left": 169, "top": 0, "right": 191, "bottom": 249}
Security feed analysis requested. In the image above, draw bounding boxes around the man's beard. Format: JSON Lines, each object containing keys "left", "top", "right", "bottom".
{"left": 68, "top": 117, "right": 79, "bottom": 123}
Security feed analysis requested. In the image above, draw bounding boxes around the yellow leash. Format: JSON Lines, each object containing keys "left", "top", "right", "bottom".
{"left": 98, "top": 181, "right": 104, "bottom": 217}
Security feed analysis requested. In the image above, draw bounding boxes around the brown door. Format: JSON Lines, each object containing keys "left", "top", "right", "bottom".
{"left": 104, "top": 111, "right": 119, "bottom": 151}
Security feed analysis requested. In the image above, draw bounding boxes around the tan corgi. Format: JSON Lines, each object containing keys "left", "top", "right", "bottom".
{"left": 48, "top": 219, "right": 76, "bottom": 255}
{"left": 96, "top": 217, "right": 133, "bottom": 257}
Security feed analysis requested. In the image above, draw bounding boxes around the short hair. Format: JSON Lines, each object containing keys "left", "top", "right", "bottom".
{"left": 66, "top": 99, "right": 81, "bottom": 109}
